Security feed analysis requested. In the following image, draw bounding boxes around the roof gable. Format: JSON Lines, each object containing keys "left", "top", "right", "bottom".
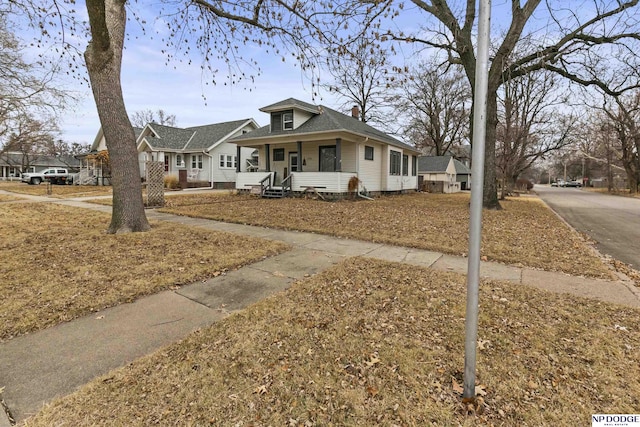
{"left": 418, "top": 156, "right": 453, "bottom": 173}
{"left": 184, "top": 119, "right": 257, "bottom": 151}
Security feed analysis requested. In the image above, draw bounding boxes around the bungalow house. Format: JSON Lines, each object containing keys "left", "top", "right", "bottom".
{"left": 418, "top": 155, "right": 471, "bottom": 193}
{"left": 136, "top": 119, "right": 259, "bottom": 188}
{"left": 231, "top": 98, "right": 421, "bottom": 197}
{"left": 0, "top": 152, "right": 80, "bottom": 180}
{"left": 76, "top": 126, "right": 144, "bottom": 185}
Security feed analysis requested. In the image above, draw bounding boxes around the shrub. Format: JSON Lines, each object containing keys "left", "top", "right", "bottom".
{"left": 516, "top": 178, "right": 533, "bottom": 191}
{"left": 164, "top": 175, "right": 180, "bottom": 189}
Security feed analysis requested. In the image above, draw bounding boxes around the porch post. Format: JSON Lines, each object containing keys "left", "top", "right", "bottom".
{"left": 236, "top": 145, "right": 241, "bottom": 173}
{"left": 335, "top": 138, "right": 342, "bottom": 172}
{"left": 297, "top": 141, "right": 303, "bottom": 172}
{"left": 265, "top": 144, "right": 270, "bottom": 172}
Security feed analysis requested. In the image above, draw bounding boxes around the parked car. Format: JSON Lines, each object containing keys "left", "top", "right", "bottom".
{"left": 564, "top": 181, "right": 582, "bottom": 187}
{"left": 21, "top": 168, "right": 71, "bottom": 185}
{"left": 551, "top": 180, "right": 564, "bottom": 187}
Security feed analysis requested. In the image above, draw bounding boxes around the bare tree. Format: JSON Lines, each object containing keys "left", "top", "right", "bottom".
{"left": 496, "top": 69, "right": 575, "bottom": 198}
{"left": 382, "top": 1, "right": 640, "bottom": 209}
{"left": 130, "top": 109, "right": 177, "bottom": 128}
{"left": 396, "top": 60, "right": 470, "bottom": 156}
{"left": 602, "top": 92, "right": 640, "bottom": 193}
{"left": 0, "top": 15, "right": 68, "bottom": 149}
{"left": 322, "top": 37, "right": 399, "bottom": 127}
{"left": 3, "top": 115, "right": 58, "bottom": 172}
{"left": 13, "top": 0, "right": 382, "bottom": 233}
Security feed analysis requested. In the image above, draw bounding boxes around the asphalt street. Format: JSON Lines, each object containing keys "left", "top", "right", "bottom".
{"left": 536, "top": 185, "right": 640, "bottom": 269}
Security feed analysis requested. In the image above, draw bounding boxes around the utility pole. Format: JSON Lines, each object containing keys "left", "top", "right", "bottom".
{"left": 463, "top": 0, "right": 491, "bottom": 401}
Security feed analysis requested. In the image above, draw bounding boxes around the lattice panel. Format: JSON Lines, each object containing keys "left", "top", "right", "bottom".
{"left": 146, "top": 161, "right": 165, "bottom": 207}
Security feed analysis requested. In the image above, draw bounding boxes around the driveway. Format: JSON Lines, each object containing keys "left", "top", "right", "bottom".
{"left": 535, "top": 185, "right": 640, "bottom": 269}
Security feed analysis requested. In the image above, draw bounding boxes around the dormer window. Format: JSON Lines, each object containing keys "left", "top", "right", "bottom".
{"left": 283, "top": 112, "right": 293, "bottom": 130}
{"left": 271, "top": 109, "right": 294, "bottom": 131}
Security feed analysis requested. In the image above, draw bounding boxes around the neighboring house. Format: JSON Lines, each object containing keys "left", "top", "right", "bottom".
{"left": 136, "top": 119, "right": 259, "bottom": 188}
{"left": 0, "top": 152, "right": 80, "bottom": 180}
{"left": 231, "top": 98, "right": 421, "bottom": 197}
{"left": 76, "top": 126, "right": 144, "bottom": 185}
{"left": 418, "top": 155, "right": 471, "bottom": 193}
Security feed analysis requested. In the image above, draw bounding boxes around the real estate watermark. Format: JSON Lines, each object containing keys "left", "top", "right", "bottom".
{"left": 592, "top": 414, "right": 640, "bottom": 427}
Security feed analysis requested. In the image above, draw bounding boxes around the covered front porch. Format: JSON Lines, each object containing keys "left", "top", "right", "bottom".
{"left": 237, "top": 171, "right": 361, "bottom": 196}
{"left": 234, "top": 137, "right": 364, "bottom": 196}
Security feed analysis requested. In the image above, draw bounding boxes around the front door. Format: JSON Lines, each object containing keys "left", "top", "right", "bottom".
{"left": 288, "top": 152, "right": 298, "bottom": 175}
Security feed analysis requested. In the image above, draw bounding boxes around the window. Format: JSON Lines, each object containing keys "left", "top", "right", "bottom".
{"left": 164, "top": 156, "right": 169, "bottom": 172}
{"left": 390, "top": 150, "right": 401, "bottom": 175}
{"left": 192, "top": 154, "right": 202, "bottom": 169}
{"left": 411, "top": 156, "right": 417, "bottom": 176}
{"left": 402, "top": 154, "right": 409, "bottom": 176}
{"left": 219, "top": 154, "right": 237, "bottom": 169}
{"left": 273, "top": 148, "right": 285, "bottom": 161}
{"left": 176, "top": 154, "right": 183, "bottom": 167}
{"left": 270, "top": 109, "right": 294, "bottom": 132}
{"left": 364, "top": 145, "right": 374, "bottom": 161}
{"left": 319, "top": 145, "right": 337, "bottom": 172}
{"left": 283, "top": 112, "right": 293, "bottom": 130}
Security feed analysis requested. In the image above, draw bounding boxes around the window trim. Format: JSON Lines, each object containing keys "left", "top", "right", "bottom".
{"left": 283, "top": 112, "right": 293, "bottom": 130}
{"left": 319, "top": 145, "right": 337, "bottom": 172}
{"left": 218, "top": 154, "right": 237, "bottom": 169}
{"left": 273, "top": 148, "right": 285, "bottom": 162}
{"left": 389, "top": 150, "right": 401, "bottom": 176}
{"left": 364, "top": 145, "right": 374, "bottom": 161}
{"left": 176, "top": 154, "right": 183, "bottom": 167}
{"left": 402, "top": 154, "right": 409, "bottom": 176}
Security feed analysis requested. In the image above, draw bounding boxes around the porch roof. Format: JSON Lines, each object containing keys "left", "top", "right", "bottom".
{"left": 231, "top": 101, "right": 420, "bottom": 154}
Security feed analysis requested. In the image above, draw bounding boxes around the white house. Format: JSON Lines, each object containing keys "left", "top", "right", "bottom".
{"left": 417, "top": 155, "right": 471, "bottom": 193}
{"left": 136, "top": 119, "right": 259, "bottom": 188}
{"left": 231, "top": 98, "right": 421, "bottom": 197}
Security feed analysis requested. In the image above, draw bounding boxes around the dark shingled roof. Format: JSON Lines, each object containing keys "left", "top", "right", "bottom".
{"left": 144, "top": 124, "right": 195, "bottom": 150}
{"left": 233, "top": 99, "right": 418, "bottom": 153}
{"left": 142, "top": 120, "right": 252, "bottom": 151}
{"left": 259, "top": 98, "right": 319, "bottom": 114}
{"left": 185, "top": 119, "right": 253, "bottom": 150}
{"left": 0, "top": 152, "right": 81, "bottom": 168}
{"left": 418, "top": 155, "right": 471, "bottom": 174}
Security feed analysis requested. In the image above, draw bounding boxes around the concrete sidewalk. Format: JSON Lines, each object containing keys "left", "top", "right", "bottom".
{"left": 1, "top": 194, "right": 640, "bottom": 424}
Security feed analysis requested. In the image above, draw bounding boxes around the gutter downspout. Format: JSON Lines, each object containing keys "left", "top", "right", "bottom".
{"left": 185, "top": 150, "right": 214, "bottom": 191}
{"left": 356, "top": 136, "right": 373, "bottom": 200}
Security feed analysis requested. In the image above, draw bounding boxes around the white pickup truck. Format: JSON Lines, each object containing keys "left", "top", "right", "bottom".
{"left": 21, "top": 168, "right": 72, "bottom": 185}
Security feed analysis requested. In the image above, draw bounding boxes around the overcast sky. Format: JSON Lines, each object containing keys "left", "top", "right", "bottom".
{"left": 17, "top": 1, "right": 529, "bottom": 145}
{"left": 60, "top": 34, "right": 342, "bottom": 145}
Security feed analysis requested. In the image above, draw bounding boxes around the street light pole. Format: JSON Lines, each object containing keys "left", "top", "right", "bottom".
{"left": 463, "top": 0, "right": 491, "bottom": 401}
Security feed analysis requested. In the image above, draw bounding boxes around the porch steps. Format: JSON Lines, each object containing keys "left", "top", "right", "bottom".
{"left": 262, "top": 188, "right": 287, "bottom": 198}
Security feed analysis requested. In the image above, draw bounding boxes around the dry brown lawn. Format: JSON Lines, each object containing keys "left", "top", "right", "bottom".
{"left": 25, "top": 258, "right": 640, "bottom": 426}
{"left": 0, "top": 181, "right": 113, "bottom": 198}
{"left": 583, "top": 186, "right": 640, "bottom": 198}
{"left": 156, "top": 192, "right": 611, "bottom": 279}
{"left": 0, "top": 193, "right": 22, "bottom": 202}
{"left": 0, "top": 203, "right": 289, "bottom": 342}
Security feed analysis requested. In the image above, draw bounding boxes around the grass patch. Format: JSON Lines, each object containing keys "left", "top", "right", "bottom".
{"left": 25, "top": 258, "right": 640, "bottom": 426}
{"left": 0, "top": 182, "right": 113, "bottom": 198}
{"left": 156, "top": 192, "right": 611, "bottom": 278}
{"left": 0, "top": 203, "right": 289, "bottom": 342}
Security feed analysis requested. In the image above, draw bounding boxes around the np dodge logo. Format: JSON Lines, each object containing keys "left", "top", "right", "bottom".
{"left": 592, "top": 414, "right": 640, "bottom": 427}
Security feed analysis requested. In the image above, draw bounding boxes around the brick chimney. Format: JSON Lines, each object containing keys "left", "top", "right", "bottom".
{"left": 351, "top": 105, "right": 360, "bottom": 120}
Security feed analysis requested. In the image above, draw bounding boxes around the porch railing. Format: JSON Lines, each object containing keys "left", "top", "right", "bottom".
{"left": 259, "top": 173, "right": 272, "bottom": 196}
{"left": 281, "top": 174, "right": 292, "bottom": 196}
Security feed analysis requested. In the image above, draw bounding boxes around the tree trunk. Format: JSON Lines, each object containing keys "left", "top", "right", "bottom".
{"left": 483, "top": 90, "right": 501, "bottom": 210}
{"left": 84, "top": 0, "right": 150, "bottom": 234}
